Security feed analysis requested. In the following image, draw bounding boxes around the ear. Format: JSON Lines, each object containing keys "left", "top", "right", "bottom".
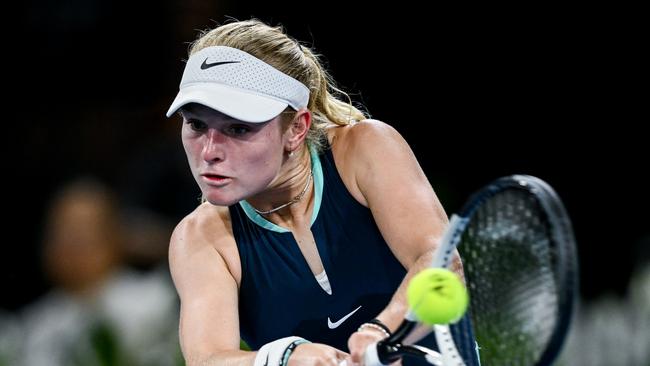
{"left": 285, "top": 108, "right": 312, "bottom": 152}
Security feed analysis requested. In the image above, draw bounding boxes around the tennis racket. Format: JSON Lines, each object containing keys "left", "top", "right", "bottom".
{"left": 359, "top": 174, "right": 579, "bottom": 366}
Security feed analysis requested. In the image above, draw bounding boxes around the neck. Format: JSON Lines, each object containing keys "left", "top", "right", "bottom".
{"left": 248, "top": 149, "right": 313, "bottom": 218}
{"left": 254, "top": 170, "right": 312, "bottom": 216}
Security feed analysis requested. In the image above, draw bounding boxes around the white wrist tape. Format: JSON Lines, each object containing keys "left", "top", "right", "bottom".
{"left": 254, "top": 336, "right": 306, "bottom": 366}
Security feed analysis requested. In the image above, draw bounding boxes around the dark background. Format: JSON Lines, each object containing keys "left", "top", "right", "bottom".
{"left": 5, "top": 1, "right": 647, "bottom": 310}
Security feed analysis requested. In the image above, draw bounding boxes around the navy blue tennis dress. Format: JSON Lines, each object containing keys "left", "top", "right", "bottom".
{"left": 229, "top": 145, "right": 480, "bottom": 365}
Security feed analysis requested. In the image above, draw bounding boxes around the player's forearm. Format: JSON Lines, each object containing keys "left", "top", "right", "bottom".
{"left": 375, "top": 249, "right": 436, "bottom": 333}
{"left": 185, "top": 350, "right": 256, "bottom": 366}
{"left": 376, "top": 248, "right": 465, "bottom": 344}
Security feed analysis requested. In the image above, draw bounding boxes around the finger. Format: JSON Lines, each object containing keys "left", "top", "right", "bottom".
{"left": 348, "top": 336, "right": 367, "bottom": 363}
{"left": 347, "top": 337, "right": 359, "bottom": 361}
{"left": 339, "top": 358, "right": 360, "bottom": 366}
{"left": 340, "top": 355, "right": 352, "bottom": 366}
{"left": 350, "top": 349, "right": 362, "bottom": 363}
{"left": 343, "top": 355, "right": 361, "bottom": 366}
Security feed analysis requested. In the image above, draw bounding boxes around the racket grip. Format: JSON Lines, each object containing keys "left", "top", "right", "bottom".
{"left": 364, "top": 342, "right": 382, "bottom": 366}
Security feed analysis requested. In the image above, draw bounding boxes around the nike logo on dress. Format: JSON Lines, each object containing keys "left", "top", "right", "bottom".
{"left": 327, "top": 305, "right": 362, "bottom": 329}
{"left": 200, "top": 59, "right": 241, "bottom": 70}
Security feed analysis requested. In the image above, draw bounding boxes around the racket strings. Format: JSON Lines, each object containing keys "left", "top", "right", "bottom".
{"left": 459, "top": 189, "right": 561, "bottom": 365}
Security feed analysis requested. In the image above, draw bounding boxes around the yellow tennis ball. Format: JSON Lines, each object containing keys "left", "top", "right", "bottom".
{"left": 407, "top": 268, "right": 469, "bottom": 325}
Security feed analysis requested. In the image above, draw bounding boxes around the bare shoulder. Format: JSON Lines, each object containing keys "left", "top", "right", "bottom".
{"left": 329, "top": 119, "right": 403, "bottom": 153}
{"left": 169, "top": 203, "right": 241, "bottom": 285}
{"left": 328, "top": 120, "right": 409, "bottom": 206}
{"left": 170, "top": 202, "right": 231, "bottom": 253}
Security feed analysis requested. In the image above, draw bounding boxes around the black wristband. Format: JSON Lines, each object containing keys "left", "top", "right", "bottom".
{"left": 368, "top": 318, "right": 392, "bottom": 336}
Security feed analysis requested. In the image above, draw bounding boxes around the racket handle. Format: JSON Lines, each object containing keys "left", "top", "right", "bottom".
{"left": 364, "top": 342, "right": 382, "bottom": 366}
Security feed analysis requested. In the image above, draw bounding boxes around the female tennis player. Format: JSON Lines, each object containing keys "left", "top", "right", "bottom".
{"left": 166, "top": 19, "right": 478, "bottom": 366}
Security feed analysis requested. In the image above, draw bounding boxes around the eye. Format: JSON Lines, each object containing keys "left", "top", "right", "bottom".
{"left": 226, "top": 124, "right": 252, "bottom": 136}
{"left": 186, "top": 119, "right": 207, "bottom": 132}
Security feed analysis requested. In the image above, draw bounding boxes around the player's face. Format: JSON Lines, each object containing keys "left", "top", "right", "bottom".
{"left": 180, "top": 104, "right": 287, "bottom": 206}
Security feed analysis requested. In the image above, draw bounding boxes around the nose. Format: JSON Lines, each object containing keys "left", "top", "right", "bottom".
{"left": 202, "top": 129, "right": 226, "bottom": 163}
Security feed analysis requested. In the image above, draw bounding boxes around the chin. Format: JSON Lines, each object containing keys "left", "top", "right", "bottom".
{"left": 203, "top": 193, "right": 240, "bottom": 207}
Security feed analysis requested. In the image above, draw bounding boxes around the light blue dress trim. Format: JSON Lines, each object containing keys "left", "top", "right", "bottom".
{"left": 239, "top": 145, "right": 323, "bottom": 233}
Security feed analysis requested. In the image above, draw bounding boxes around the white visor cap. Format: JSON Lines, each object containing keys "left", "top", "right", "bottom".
{"left": 166, "top": 46, "right": 310, "bottom": 122}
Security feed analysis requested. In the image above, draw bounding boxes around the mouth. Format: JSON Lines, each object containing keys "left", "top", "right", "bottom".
{"left": 201, "top": 173, "right": 232, "bottom": 185}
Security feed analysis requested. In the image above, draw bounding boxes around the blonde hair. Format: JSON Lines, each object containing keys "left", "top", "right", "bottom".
{"left": 188, "top": 19, "right": 368, "bottom": 152}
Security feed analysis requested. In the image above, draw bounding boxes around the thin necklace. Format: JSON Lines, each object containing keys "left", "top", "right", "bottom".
{"left": 253, "top": 171, "right": 313, "bottom": 216}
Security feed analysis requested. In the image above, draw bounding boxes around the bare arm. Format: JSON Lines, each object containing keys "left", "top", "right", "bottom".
{"left": 169, "top": 207, "right": 254, "bottom": 366}
{"left": 341, "top": 121, "right": 463, "bottom": 360}
{"left": 169, "top": 205, "right": 349, "bottom": 366}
